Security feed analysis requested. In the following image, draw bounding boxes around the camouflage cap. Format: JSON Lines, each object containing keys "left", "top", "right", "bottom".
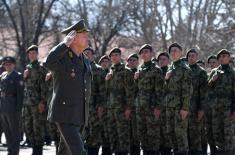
{"left": 108, "top": 47, "right": 121, "bottom": 57}
{"left": 61, "top": 19, "right": 90, "bottom": 35}
{"left": 26, "top": 45, "right": 38, "bottom": 53}
{"left": 168, "top": 42, "right": 182, "bottom": 53}
{"left": 157, "top": 52, "right": 169, "bottom": 61}
{"left": 98, "top": 55, "right": 110, "bottom": 64}
{"left": 127, "top": 53, "right": 139, "bottom": 61}
{"left": 207, "top": 55, "right": 217, "bottom": 63}
{"left": 138, "top": 44, "right": 152, "bottom": 54}
{"left": 186, "top": 48, "right": 198, "bottom": 59}
{"left": 217, "top": 49, "right": 230, "bottom": 59}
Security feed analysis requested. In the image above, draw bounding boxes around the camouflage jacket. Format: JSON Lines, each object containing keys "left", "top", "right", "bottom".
{"left": 208, "top": 64, "right": 235, "bottom": 113}
{"left": 165, "top": 59, "right": 193, "bottom": 110}
{"left": 24, "top": 60, "right": 47, "bottom": 105}
{"left": 90, "top": 61, "right": 107, "bottom": 109}
{"left": 106, "top": 63, "right": 135, "bottom": 109}
{"left": 189, "top": 64, "right": 208, "bottom": 112}
{"left": 137, "top": 61, "right": 165, "bottom": 109}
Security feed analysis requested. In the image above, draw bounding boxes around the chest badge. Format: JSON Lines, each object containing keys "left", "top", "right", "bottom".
{"left": 71, "top": 69, "right": 76, "bottom": 78}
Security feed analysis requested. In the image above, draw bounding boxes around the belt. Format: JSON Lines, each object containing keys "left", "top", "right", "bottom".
{"left": 1, "top": 92, "right": 16, "bottom": 97}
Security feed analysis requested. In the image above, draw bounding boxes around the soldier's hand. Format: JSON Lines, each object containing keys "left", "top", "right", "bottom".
{"left": 211, "top": 74, "right": 218, "bottom": 82}
{"left": 97, "top": 106, "right": 104, "bottom": 119}
{"left": 134, "top": 72, "right": 139, "bottom": 80}
{"left": 38, "top": 102, "right": 45, "bottom": 113}
{"left": 154, "top": 108, "right": 161, "bottom": 120}
{"left": 24, "top": 69, "right": 29, "bottom": 79}
{"left": 197, "top": 110, "right": 204, "bottom": 121}
{"left": 63, "top": 30, "right": 77, "bottom": 47}
{"left": 45, "top": 72, "right": 52, "bottom": 81}
{"left": 105, "top": 73, "right": 112, "bottom": 81}
{"left": 165, "top": 70, "right": 172, "bottom": 80}
{"left": 124, "top": 109, "right": 131, "bottom": 120}
{"left": 180, "top": 109, "right": 188, "bottom": 121}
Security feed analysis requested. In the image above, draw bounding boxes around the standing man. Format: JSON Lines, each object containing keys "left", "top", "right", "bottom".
{"left": 208, "top": 49, "right": 235, "bottom": 155}
{"left": 0, "top": 57, "right": 5, "bottom": 145}
{"left": 135, "top": 44, "right": 165, "bottom": 155}
{"left": 0, "top": 56, "right": 24, "bottom": 155}
{"left": 165, "top": 43, "right": 193, "bottom": 155}
{"left": 207, "top": 55, "right": 219, "bottom": 71}
{"left": 157, "top": 52, "right": 171, "bottom": 155}
{"left": 43, "top": 19, "right": 91, "bottom": 155}
{"left": 23, "top": 45, "right": 47, "bottom": 155}
{"left": 105, "top": 47, "right": 135, "bottom": 155}
{"left": 186, "top": 49, "right": 208, "bottom": 155}
{"left": 126, "top": 53, "right": 140, "bottom": 155}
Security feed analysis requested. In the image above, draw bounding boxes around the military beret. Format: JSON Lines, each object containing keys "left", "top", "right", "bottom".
{"left": 109, "top": 47, "right": 121, "bottom": 57}
{"left": 217, "top": 49, "right": 230, "bottom": 59}
{"left": 98, "top": 55, "right": 110, "bottom": 64}
{"left": 61, "top": 19, "right": 90, "bottom": 35}
{"left": 127, "top": 53, "right": 139, "bottom": 61}
{"left": 186, "top": 48, "right": 198, "bottom": 58}
{"left": 157, "top": 52, "right": 169, "bottom": 61}
{"left": 2, "top": 56, "right": 16, "bottom": 65}
{"left": 139, "top": 44, "right": 152, "bottom": 54}
{"left": 168, "top": 42, "right": 182, "bottom": 53}
{"left": 26, "top": 45, "right": 38, "bottom": 53}
{"left": 84, "top": 47, "right": 95, "bottom": 54}
{"left": 207, "top": 55, "right": 217, "bottom": 63}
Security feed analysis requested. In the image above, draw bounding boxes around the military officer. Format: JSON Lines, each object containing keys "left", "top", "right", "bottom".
{"left": 98, "top": 55, "right": 111, "bottom": 73}
{"left": 105, "top": 47, "right": 136, "bottom": 155}
{"left": 43, "top": 19, "right": 91, "bottom": 155}
{"left": 23, "top": 45, "right": 47, "bottom": 155}
{"left": 186, "top": 49, "right": 208, "bottom": 155}
{"left": 126, "top": 53, "right": 140, "bottom": 155}
{"left": 135, "top": 44, "right": 165, "bottom": 155}
{"left": 165, "top": 43, "right": 193, "bottom": 155}
{"left": 0, "top": 56, "right": 24, "bottom": 155}
{"left": 208, "top": 49, "right": 235, "bottom": 155}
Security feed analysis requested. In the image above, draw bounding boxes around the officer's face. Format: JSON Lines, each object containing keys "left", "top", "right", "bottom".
{"left": 170, "top": 47, "right": 182, "bottom": 61}
{"left": 3, "top": 62, "right": 15, "bottom": 72}
{"left": 158, "top": 55, "right": 169, "bottom": 67}
{"left": 110, "top": 53, "right": 121, "bottom": 64}
{"left": 100, "top": 59, "right": 111, "bottom": 69}
{"left": 187, "top": 52, "right": 198, "bottom": 65}
{"left": 208, "top": 58, "right": 219, "bottom": 69}
{"left": 84, "top": 50, "right": 95, "bottom": 61}
{"left": 74, "top": 32, "right": 89, "bottom": 50}
{"left": 219, "top": 54, "right": 230, "bottom": 65}
{"left": 127, "top": 58, "right": 139, "bottom": 69}
{"left": 28, "top": 50, "right": 38, "bottom": 62}
{"left": 140, "top": 49, "right": 152, "bottom": 62}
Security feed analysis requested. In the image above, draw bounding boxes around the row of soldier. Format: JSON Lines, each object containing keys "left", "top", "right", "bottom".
{"left": 0, "top": 42, "right": 234, "bottom": 155}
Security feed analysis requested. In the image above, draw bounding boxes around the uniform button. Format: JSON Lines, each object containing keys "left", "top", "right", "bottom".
{"left": 84, "top": 80, "right": 86, "bottom": 84}
{"left": 63, "top": 102, "right": 66, "bottom": 105}
{"left": 85, "top": 89, "right": 87, "bottom": 92}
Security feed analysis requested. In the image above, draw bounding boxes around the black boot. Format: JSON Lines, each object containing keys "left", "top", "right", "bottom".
{"left": 102, "top": 147, "right": 112, "bottom": 155}
{"left": 33, "top": 145, "right": 43, "bottom": 155}
{"left": 130, "top": 144, "right": 140, "bottom": 155}
{"left": 162, "top": 147, "right": 173, "bottom": 155}
{"left": 87, "top": 147, "right": 99, "bottom": 155}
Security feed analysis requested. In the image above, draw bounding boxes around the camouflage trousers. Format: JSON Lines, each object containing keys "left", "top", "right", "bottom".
{"left": 107, "top": 108, "right": 130, "bottom": 153}
{"left": 130, "top": 109, "right": 139, "bottom": 147}
{"left": 136, "top": 106, "right": 160, "bottom": 151}
{"left": 86, "top": 107, "right": 110, "bottom": 149}
{"left": 45, "top": 121, "right": 60, "bottom": 143}
{"left": 160, "top": 106, "right": 170, "bottom": 149}
{"left": 188, "top": 110, "right": 203, "bottom": 151}
{"left": 166, "top": 107, "right": 188, "bottom": 153}
{"left": 23, "top": 104, "right": 46, "bottom": 146}
{"left": 211, "top": 103, "right": 235, "bottom": 151}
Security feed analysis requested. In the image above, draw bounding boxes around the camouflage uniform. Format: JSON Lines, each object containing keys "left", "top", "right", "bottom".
{"left": 106, "top": 62, "right": 135, "bottom": 154}
{"left": 208, "top": 64, "right": 235, "bottom": 153}
{"left": 23, "top": 60, "right": 47, "bottom": 152}
{"left": 165, "top": 59, "right": 193, "bottom": 154}
{"left": 136, "top": 61, "right": 165, "bottom": 154}
{"left": 188, "top": 64, "right": 207, "bottom": 154}
{"left": 86, "top": 61, "right": 108, "bottom": 154}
